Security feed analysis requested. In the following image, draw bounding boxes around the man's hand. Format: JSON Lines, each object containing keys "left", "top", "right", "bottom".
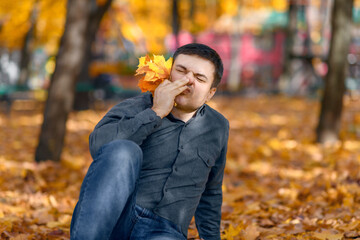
{"left": 151, "top": 77, "right": 189, "bottom": 118}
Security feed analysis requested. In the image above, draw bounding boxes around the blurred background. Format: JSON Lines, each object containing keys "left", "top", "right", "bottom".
{"left": 0, "top": 0, "right": 359, "bottom": 182}
{"left": 1, "top": 1, "right": 360, "bottom": 238}
{"left": 1, "top": 0, "right": 359, "bottom": 104}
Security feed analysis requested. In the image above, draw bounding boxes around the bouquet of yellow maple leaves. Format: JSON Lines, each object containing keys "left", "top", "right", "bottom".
{"left": 136, "top": 54, "right": 173, "bottom": 94}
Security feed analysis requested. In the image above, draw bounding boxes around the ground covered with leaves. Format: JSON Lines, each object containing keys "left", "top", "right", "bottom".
{"left": 0, "top": 95, "right": 360, "bottom": 239}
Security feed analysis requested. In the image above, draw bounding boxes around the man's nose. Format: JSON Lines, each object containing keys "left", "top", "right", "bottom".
{"left": 185, "top": 72, "right": 195, "bottom": 85}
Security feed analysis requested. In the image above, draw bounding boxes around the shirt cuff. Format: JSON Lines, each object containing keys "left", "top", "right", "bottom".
{"left": 136, "top": 108, "right": 162, "bottom": 126}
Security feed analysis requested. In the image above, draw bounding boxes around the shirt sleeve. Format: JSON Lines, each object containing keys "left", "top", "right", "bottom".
{"left": 194, "top": 123, "right": 229, "bottom": 240}
{"left": 89, "top": 98, "right": 162, "bottom": 158}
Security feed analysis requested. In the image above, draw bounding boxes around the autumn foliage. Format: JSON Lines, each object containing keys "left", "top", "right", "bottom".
{"left": 136, "top": 54, "right": 173, "bottom": 94}
{"left": 0, "top": 95, "right": 360, "bottom": 239}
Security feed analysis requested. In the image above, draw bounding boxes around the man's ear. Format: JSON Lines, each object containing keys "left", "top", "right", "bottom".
{"left": 206, "top": 87, "right": 217, "bottom": 102}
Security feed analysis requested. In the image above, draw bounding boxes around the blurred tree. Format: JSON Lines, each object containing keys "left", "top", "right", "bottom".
{"left": 0, "top": 0, "right": 66, "bottom": 53}
{"left": 172, "top": 0, "right": 180, "bottom": 48}
{"left": 0, "top": 0, "right": 33, "bottom": 49}
{"left": 36, "top": 0, "right": 67, "bottom": 54}
{"left": 227, "top": 5, "right": 242, "bottom": 92}
{"left": 18, "top": 0, "right": 39, "bottom": 87}
{"left": 35, "top": 0, "right": 113, "bottom": 162}
{"left": 281, "top": 1, "right": 297, "bottom": 86}
{"left": 316, "top": 0, "right": 354, "bottom": 144}
{"left": 128, "top": 0, "right": 171, "bottom": 53}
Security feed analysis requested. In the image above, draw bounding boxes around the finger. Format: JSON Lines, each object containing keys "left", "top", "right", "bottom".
{"left": 173, "top": 85, "right": 189, "bottom": 95}
{"left": 155, "top": 80, "right": 171, "bottom": 92}
{"left": 167, "top": 79, "right": 190, "bottom": 94}
{"left": 169, "top": 77, "right": 190, "bottom": 89}
{"left": 178, "top": 76, "right": 190, "bottom": 84}
{"left": 162, "top": 79, "right": 171, "bottom": 85}
{"left": 158, "top": 79, "right": 171, "bottom": 88}
{"left": 156, "top": 78, "right": 188, "bottom": 95}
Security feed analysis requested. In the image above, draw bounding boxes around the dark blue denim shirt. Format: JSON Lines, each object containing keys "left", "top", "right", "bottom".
{"left": 89, "top": 92, "right": 229, "bottom": 239}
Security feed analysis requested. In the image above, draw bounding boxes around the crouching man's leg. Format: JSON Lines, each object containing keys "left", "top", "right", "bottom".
{"left": 70, "top": 139, "right": 143, "bottom": 240}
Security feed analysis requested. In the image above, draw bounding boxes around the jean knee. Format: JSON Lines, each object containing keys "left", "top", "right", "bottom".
{"left": 99, "top": 139, "right": 143, "bottom": 171}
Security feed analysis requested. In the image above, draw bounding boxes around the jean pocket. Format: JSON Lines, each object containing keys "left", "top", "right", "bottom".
{"left": 134, "top": 204, "right": 144, "bottom": 218}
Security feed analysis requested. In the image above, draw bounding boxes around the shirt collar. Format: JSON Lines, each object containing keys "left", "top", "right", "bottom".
{"left": 197, "top": 104, "right": 206, "bottom": 116}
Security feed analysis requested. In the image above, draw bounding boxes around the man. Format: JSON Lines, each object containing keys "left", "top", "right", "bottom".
{"left": 70, "top": 43, "right": 229, "bottom": 240}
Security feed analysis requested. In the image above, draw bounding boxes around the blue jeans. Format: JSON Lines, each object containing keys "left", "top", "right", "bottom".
{"left": 70, "top": 140, "right": 186, "bottom": 240}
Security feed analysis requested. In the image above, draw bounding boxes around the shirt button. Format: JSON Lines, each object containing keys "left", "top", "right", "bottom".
{"left": 165, "top": 189, "right": 168, "bottom": 192}
{"left": 149, "top": 116, "right": 154, "bottom": 121}
{"left": 174, "top": 167, "right": 178, "bottom": 172}
{"left": 180, "top": 145, "right": 184, "bottom": 149}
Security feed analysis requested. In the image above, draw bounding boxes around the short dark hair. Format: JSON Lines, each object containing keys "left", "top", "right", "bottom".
{"left": 172, "top": 43, "right": 223, "bottom": 87}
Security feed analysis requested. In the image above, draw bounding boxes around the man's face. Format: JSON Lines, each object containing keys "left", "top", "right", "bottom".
{"left": 170, "top": 54, "right": 217, "bottom": 113}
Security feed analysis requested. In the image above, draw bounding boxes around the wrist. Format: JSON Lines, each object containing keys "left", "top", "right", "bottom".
{"left": 151, "top": 107, "right": 165, "bottom": 119}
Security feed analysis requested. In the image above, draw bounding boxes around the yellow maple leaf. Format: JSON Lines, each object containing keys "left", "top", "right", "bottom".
{"left": 222, "top": 224, "right": 242, "bottom": 240}
{"left": 136, "top": 54, "right": 173, "bottom": 94}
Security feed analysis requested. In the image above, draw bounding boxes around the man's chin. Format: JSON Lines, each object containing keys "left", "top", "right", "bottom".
{"left": 175, "top": 94, "right": 190, "bottom": 105}
{"left": 174, "top": 97, "right": 187, "bottom": 108}
{"left": 174, "top": 98, "right": 200, "bottom": 112}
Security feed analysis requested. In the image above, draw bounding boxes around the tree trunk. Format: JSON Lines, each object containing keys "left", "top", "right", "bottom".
{"left": 227, "top": 32, "right": 241, "bottom": 91}
{"left": 281, "top": 2, "right": 297, "bottom": 81}
{"left": 73, "top": 43, "right": 93, "bottom": 111}
{"left": 316, "top": 0, "right": 354, "bottom": 144}
{"left": 189, "top": 0, "right": 195, "bottom": 20}
{"left": 35, "top": 0, "right": 112, "bottom": 162}
{"left": 18, "top": 0, "right": 39, "bottom": 86}
{"left": 172, "top": 0, "right": 180, "bottom": 49}
{"left": 227, "top": 9, "right": 241, "bottom": 92}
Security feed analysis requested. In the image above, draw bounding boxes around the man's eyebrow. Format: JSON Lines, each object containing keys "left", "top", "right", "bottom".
{"left": 175, "top": 64, "right": 187, "bottom": 70}
{"left": 175, "top": 64, "right": 208, "bottom": 80}
{"left": 194, "top": 72, "right": 208, "bottom": 80}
